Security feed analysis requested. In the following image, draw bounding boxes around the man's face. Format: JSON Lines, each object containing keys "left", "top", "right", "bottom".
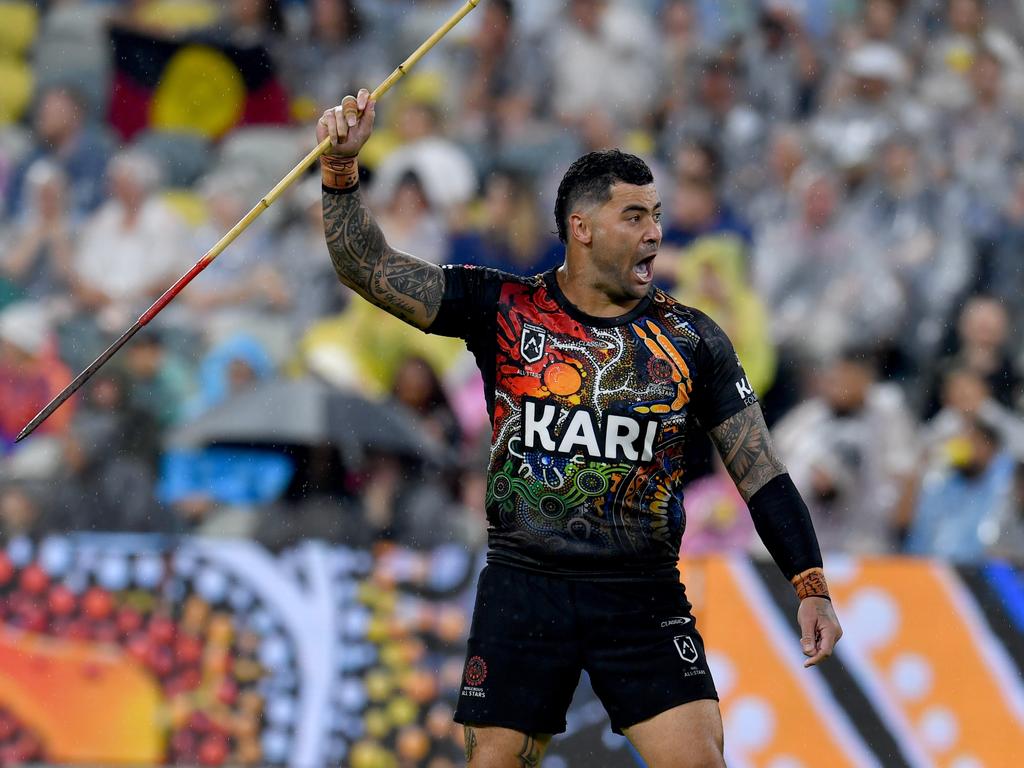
{"left": 582, "top": 182, "right": 662, "bottom": 302}
{"left": 35, "top": 90, "right": 80, "bottom": 146}
{"left": 571, "top": 0, "right": 604, "bottom": 34}
{"left": 820, "top": 360, "right": 873, "bottom": 415}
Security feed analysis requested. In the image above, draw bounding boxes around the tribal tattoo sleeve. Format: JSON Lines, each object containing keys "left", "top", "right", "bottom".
{"left": 322, "top": 189, "right": 444, "bottom": 329}
{"left": 709, "top": 403, "right": 787, "bottom": 502}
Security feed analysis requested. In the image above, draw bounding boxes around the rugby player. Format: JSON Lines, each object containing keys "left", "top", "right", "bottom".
{"left": 317, "top": 89, "right": 842, "bottom": 768}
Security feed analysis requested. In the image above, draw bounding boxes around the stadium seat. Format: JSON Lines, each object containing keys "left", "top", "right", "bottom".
{"left": 0, "top": 1, "right": 37, "bottom": 57}
{"left": 0, "top": 57, "right": 31, "bottom": 125}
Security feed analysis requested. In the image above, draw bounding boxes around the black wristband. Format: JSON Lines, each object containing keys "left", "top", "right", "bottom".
{"left": 322, "top": 182, "right": 360, "bottom": 196}
{"left": 747, "top": 473, "right": 823, "bottom": 582}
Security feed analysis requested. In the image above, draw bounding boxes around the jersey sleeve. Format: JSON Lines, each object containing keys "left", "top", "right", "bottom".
{"left": 426, "top": 264, "right": 507, "bottom": 341}
{"left": 687, "top": 309, "right": 758, "bottom": 430}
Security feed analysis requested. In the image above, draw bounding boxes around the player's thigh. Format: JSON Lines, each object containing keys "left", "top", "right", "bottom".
{"left": 462, "top": 724, "right": 551, "bottom": 768}
{"left": 623, "top": 699, "right": 725, "bottom": 768}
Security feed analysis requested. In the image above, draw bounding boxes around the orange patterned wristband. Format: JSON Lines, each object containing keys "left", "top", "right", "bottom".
{"left": 321, "top": 155, "right": 359, "bottom": 191}
{"left": 791, "top": 567, "right": 831, "bottom": 600}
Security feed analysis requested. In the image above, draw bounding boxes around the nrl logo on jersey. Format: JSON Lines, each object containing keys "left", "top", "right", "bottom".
{"left": 520, "top": 323, "right": 547, "bottom": 363}
{"left": 521, "top": 398, "right": 660, "bottom": 462}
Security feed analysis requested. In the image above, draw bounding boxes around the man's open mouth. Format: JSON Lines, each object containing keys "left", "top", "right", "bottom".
{"left": 634, "top": 254, "right": 656, "bottom": 282}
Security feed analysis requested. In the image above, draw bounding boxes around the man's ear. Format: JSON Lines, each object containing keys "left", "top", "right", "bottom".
{"left": 569, "top": 211, "right": 592, "bottom": 246}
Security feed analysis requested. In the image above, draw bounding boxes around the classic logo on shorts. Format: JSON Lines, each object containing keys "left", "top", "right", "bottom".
{"left": 465, "top": 656, "right": 488, "bottom": 686}
{"left": 520, "top": 323, "right": 547, "bottom": 363}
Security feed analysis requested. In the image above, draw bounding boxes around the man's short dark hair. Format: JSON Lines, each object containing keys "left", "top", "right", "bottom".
{"left": 554, "top": 150, "right": 654, "bottom": 243}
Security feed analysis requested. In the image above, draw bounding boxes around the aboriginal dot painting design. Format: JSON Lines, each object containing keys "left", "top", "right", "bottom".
{"left": 485, "top": 280, "right": 705, "bottom": 565}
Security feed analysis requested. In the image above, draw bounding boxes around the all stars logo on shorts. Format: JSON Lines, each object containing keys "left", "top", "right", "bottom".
{"left": 465, "top": 656, "right": 488, "bottom": 686}
{"left": 462, "top": 655, "right": 488, "bottom": 698}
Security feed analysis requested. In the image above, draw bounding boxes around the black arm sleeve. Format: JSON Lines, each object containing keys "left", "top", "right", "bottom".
{"left": 747, "top": 473, "right": 823, "bottom": 581}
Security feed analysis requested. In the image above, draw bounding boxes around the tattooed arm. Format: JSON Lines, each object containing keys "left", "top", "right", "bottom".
{"left": 708, "top": 403, "right": 786, "bottom": 502}
{"left": 322, "top": 190, "right": 444, "bottom": 329}
{"left": 710, "top": 401, "right": 842, "bottom": 666}
{"left": 316, "top": 89, "right": 444, "bottom": 330}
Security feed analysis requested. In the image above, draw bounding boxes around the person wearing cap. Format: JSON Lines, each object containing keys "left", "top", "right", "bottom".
{"left": 811, "top": 42, "right": 934, "bottom": 170}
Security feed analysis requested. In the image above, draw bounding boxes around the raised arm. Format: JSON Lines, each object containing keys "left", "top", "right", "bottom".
{"left": 317, "top": 89, "right": 444, "bottom": 330}
{"left": 709, "top": 402, "right": 843, "bottom": 667}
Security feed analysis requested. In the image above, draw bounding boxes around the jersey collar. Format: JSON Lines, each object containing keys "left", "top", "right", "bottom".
{"left": 543, "top": 269, "right": 654, "bottom": 328}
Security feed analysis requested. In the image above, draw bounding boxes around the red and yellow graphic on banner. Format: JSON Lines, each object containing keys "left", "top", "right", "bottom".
{"left": 0, "top": 629, "right": 162, "bottom": 763}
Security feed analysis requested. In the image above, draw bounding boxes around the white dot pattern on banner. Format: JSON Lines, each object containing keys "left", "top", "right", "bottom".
{"left": 39, "top": 538, "right": 72, "bottom": 576}
{"left": 250, "top": 609, "right": 275, "bottom": 633}
{"left": 8, "top": 536, "right": 33, "bottom": 566}
{"left": 228, "top": 585, "right": 254, "bottom": 610}
{"left": 823, "top": 555, "right": 858, "bottom": 585}
{"left": 949, "top": 753, "right": 983, "bottom": 768}
{"left": 134, "top": 554, "right": 163, "bottom": 588}
{"left": 196, "top": 567, "right": 228, "bottom": 602}
{"left": 918, "top": 706, "right": 959, "bottom": 752}
{"left": 267, "top": 695, "right": 297, "bottom": 726}
{"left": 705, "top": 651, "right": 736, "bottom": 698}
{"left": 98, "top": 555, "right": 130, "bottom": 590}
{"left": 261, "top": 729, "right": 289, "bottom": 763}
{"left": 766, "top": 756, "right": 806, "bottom": 768}
{"left": 172, "top": 550, "right": 197, "bottom": 576}
{"left": 338, "top": 680, "right": 367, "bottom": 711}
{"left": 726, "top": 696, "right": 776, "bottom": 750}
{"left": 843, "top": 588, "right": 899, "bottom": 650}
{"left": 889, "top": 652, "right": 933, "bottom": 701}
{"left": 344, "top": 606, "right": 371, "bottom": 636}
{"left": 260, "top": 635, "right": 291, "bottom": 667}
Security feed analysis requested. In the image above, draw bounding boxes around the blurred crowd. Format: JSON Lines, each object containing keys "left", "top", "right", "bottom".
{"left": 2, "top": 0, "right": 1024, "bottom": 564}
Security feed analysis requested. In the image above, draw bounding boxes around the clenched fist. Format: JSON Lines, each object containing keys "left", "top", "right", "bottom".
{"left": 317, "top": 88, "right": 376, "bottom": 158}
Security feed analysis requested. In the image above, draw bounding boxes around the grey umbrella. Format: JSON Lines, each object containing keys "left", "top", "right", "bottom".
{"left": 166, "top": 376, "right": 451, "bottom": 466}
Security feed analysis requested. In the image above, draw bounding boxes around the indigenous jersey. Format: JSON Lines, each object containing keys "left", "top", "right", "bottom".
{"left": 429, "top": 267, "right": 756, "bottom": 581}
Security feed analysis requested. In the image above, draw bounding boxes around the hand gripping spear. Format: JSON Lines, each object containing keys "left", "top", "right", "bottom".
{"left": 16, "top": 0, "right": 481, "bottom": 443}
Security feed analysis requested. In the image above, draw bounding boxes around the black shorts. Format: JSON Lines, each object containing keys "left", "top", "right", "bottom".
{"left": 453, "top": 563, "right": 718, "bottom": 735}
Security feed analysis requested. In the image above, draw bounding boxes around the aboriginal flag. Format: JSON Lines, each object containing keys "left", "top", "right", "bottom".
{"left": 108, "top": 27, "right": 290, "bottom": 142}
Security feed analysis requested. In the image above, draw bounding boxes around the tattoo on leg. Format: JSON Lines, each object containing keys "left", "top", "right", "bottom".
{"left": 464, "top": 726, "right": 477, "bottom": 763}
{"left": 517, "top": 734, "right": 541, "bottom": 767}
